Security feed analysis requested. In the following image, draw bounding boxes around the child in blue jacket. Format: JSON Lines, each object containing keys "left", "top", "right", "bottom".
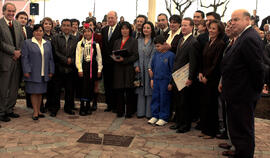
{"left": 148, "top": 35, "right": 175, "bottom": 126}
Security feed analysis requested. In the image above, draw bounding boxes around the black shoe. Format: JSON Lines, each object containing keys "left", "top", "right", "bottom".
{"left": 176, "top": 126, "right": 190, "bottom": 133}
{"left": 169, "top": 124, "right": 180, "bottom": 130}
{"left": 85, "top": 102, "right": 92, "bottom": 115}
{"left": 32, "top": 116, "right": 39, "bottom": 120}
{"left": 50, "top": 113, "right": 57, "bottom": 117}
{"left": 7, "top": 112, "right": 20, "bottom": 118}
{"left": 38, "top": 114, "right": 45, "bottom": 118}
{"left": 104, "top": 108, "right": 112, "bottom": 112}
{"left": 40, "top": 105, "right": 47, "bottom": 113}
{"left": 195, "top": 124, "right": 201, "bottom": 130}
{"left": 125, "top": 114, "right": 132, "bottom": 118}
{"left": 64, "top": 109, "right": 75, "bottom": 115}
{"left": 117, "top": 113, "right": 124, "bottom": 117}
{"left": 216, "top": 132, "right": 228, "bottom": 139}
{"left": 0, "top": 115, "right": 11, "bottom": 122}
{"left": 91, "top": 102, "right": 97, "bottom": 111}
{"left": 137, "top": 115, "right": 145, "bottom": 119}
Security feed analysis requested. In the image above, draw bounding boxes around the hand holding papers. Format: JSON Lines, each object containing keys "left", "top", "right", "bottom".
{"left": 172, "top": 63, "right": 189, "bottom": 91}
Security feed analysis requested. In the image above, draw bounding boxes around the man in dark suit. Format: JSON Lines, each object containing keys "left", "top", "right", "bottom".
{"left": 15, "top": 11, "right": 33, "bottom": 40}
{"left": 155, "top": 13, "right": 170, "bottom": 37}
{"left": 221, "top": 9, "right": 264, "bottom": 158}
{"left": 193, "top": 10, "right": 205, "bottom": 38}
{"left": 15, "top": 11, "right": 33, "bottom": 109}
{"left": 169, "top": 17, "right": 199, "bottom": 133}
{"left": 0, "top": 3, "right": 24, "bottom": 122}
{"left": 101, "top": 11, "right": 121, "bottom": 112}
{"left": 133, "top": 14, "right": 147, "bottom": 39}
{"left": 50, "top": 19, "right": 78, "bottom": 117}
{"left": 251, "top": 9, "right": 260, "bottom": 26}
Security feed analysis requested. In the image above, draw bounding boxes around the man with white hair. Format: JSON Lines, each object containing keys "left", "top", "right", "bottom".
{"left": 221, "top": 9, "right": 264, "bottom": 158}
{"left": 101, "top": 11, "right": 121, "bottom": 112}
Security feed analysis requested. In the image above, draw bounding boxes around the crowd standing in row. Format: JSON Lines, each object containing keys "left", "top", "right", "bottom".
{"left": 0, "top": 2, "right": 269, "bottom": 158}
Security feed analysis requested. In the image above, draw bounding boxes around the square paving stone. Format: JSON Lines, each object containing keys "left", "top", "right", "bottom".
{"left": 68, "top": 116, "right": 79, "bottom": 119}
{"left": 103, "top": 134, "right": 134, "bottom": 147}
{"left": 77, "top": 133, "right": 102, "bottom": 144}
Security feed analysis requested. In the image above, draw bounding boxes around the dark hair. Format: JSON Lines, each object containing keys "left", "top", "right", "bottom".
{"left": 15, "top": 11, "right": 28, "bottom": 21}
{"left": 142, "top": 21, "right": 156, "bottom": 39}
{"left": 2, "top": 2, "right": 16, "bottom": 12}
{"left": 87, "top": 18, "right": 97, "bottom": 29}
{"left": 71, "top": 19, "right": 80, "bottom": 27}
{"left": 158, "top": 13, "right": 168, "bottom": 20}
{"left": 83, "top": 27, "right": 94, "bottom": 34}
{"left": 154, "top": 35, "right": 166, "bottom": 44}
{"left": 195, "top": 10, "right": 205, "bottom": 19}
{"left": 33, "top": 24, "right": 44, "bottom": 32}
{"left": 169, "top": 14, "right": 182, "bottom": 24}
{"left": 61, "top": 19, "right": 71, "bottom": 25}
{"left": 41, "top": 17, "right": 53, "bottom": 26}
{"left": 209, "top": 19, "right": 225, "bottom": 40}
{"left": 183, "top": 17, "right": 194, "bottom": 26}
{"left": 120, "top": 21, "right": 133, "bottom": 36}
{"left": 199, "top": 20, "right": 206, "bottom": 27}
{"left": 206, "top": 12, "right": 221, "bottom": 21}
{"left": 136, "top": 14, "right": 148, "bottom": 23}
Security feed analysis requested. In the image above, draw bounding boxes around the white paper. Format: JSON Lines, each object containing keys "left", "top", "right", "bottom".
{"left": 172, "top": 63, "right": 189, "bottom": 91}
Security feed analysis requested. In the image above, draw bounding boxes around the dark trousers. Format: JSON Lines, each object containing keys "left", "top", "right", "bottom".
{"left": 190, "top": 80, "right": 201, "bottom": 121}
{"left": 45, "top": 79, "right": 55, "bottom": 111}
{"left": 174, "top": 86, "right": 192, "bottom": 129}
{"left": 226, "top": 100, "right": 257, "bottom": 158}
{"left": 200, "top": 84, "right": 219, "bottom": 136}
{"left": 103, "top": 64, "right": 116, "bottom": 110}
{"left": 0, "top": 61, "right": 20, "bottom": 116}
{"left": 51, "top": 72, "right": 75, "bottom": 113}
{"left": 115, "top": 88, "right": 134, "bottom": 116}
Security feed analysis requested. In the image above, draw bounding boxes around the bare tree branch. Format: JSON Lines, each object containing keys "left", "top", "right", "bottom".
{"left": 200, "top": 0, "right": 231, "bottom": 18}
{"left": 171, "top": 0, "right": 195, "bottom": 19}
{"left": 164, "top": 0, "right": 172, "bottom": 16}
{"left": 221, "top": 0, "right": 230, "bottom": 18}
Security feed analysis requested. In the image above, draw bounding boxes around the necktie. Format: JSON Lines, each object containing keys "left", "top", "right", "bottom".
{"left": 108, "top": 27, "right": 113, "bottom": 41}
{"left": 179, "top": 37, "right": 184, "bottom": 48}
{"left": 22, "top": 27, "right": 26, "bottom": 40}
{"left": 194, "top": 28, "right": 198, "bottom": 36}
{"left": 8, "top": 21, "right": 12, "bottom": 28}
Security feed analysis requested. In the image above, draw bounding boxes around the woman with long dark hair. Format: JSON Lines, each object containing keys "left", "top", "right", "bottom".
{"left": 134, "top": 21, "right": 156, "bottom": 119}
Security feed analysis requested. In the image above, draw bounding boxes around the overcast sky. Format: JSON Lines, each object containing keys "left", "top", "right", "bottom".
{"left": 34, "top": 0, "right": 269, "bottom": 27}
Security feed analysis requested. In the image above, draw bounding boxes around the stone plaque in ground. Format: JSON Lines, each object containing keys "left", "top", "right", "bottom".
{"left": 103, "top": 134, "right": 134, "bottom": 147}
{"left": 77, "top": 133, "right": 102, "bottom": 144}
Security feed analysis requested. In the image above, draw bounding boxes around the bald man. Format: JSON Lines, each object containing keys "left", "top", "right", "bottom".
{"left": 221, "top": 9, "right": 264, "bottom": 158}
{"left": 101, "top": 11, "right": 121, "bottom": 112}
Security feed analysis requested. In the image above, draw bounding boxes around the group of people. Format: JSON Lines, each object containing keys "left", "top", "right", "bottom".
{"left": 0, "top": 2, "right": 268, "bottom": 158}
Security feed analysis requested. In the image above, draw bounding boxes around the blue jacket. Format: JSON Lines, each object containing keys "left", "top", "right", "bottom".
{"left": 151, "top": 51, "right": 175, "bottom": 81}
{"left": 21, "top": 38, "right": 55, "bottom": 82}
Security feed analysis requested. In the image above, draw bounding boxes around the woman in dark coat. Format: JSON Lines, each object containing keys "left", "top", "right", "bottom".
{"left": 112, "top": 21, "right": 139, "bottom": 118}
{"left": 198, "top": 19, "right": 226, "bottom": 138}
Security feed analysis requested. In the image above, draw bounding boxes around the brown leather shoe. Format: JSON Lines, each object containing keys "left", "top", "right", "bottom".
{"left": 218, "top": 143, "right": 232, "bottom": 150}
{"left": 222, "top": 150, "right": 235, "bottom": 156}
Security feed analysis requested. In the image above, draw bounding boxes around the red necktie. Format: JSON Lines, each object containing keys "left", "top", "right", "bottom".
{"left": 9, "top": 21, "right": 12, "bottom": 28}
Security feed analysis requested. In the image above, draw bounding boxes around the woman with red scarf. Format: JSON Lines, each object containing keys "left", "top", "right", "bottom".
{"left": 111, "top": 21, "right": 139, "bottom": 118}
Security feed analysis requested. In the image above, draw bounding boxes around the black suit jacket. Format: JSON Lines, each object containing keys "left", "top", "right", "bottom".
{"left": 221, "top": 27, "right": 264, "bottom": 103}
{"left": 165, "top": 32, "right": 183, "bottom": 54}
{"left": 173, "top": 35, "right": 200, "bottom": 81}
{"left": 25, "top": 26, "right": 33, "bottom": 39}
{"left": 101, "top": 24, "right": 121, "bottom": 65}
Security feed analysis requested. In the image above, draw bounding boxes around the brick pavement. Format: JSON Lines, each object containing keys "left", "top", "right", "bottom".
{"left": 0, "top": 99, "right": 269, "bottom": 158}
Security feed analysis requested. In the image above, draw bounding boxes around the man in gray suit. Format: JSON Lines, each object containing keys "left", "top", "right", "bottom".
{"left": 0, "top": 3, "right": 24, "bottom": 122}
